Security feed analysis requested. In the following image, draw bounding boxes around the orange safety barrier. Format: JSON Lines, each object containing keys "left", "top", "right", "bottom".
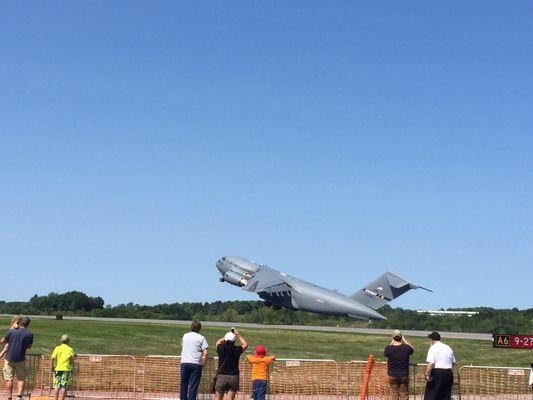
{"left": 141, "top": 356, "right": 339, "bottom": 400}
{"left": 42, "top": 354, "right": 137, "bottom": 399}
{"left": 267, "top": 358, "right": 339, "bottom": 400}
{"left": 141, "top": 355, "right": 180, "bottom": 399}
{"left": 459, "top": 365, "right": 532, "bottom": 400}
{"left": 0, "top": 354, "right": 46, "bottom": 398}
{"left": 366, "top": 360, "right": 389, "bottom": 400}
{"left": 347, "top": 360, "right": 455, "bottom": 400}
{"left": 141, "top": 356, "right": 217, "bottom": 400}
{"left": 2, "top": 353, "right": 530, "bottom": 400}
{"left": 408, "top": 363, "right": 432, "bottom": 400}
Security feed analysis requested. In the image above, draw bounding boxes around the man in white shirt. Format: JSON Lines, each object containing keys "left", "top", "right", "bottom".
{"left": 423, "top": 332, "right": 455, "bottom": 400}
{"left": 180, "top": 321, "right": 209, "bottom": 400}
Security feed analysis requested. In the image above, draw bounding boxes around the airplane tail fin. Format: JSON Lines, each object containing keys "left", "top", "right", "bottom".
{"left": 349, "top": 271, "right": 432, "bottom": 310}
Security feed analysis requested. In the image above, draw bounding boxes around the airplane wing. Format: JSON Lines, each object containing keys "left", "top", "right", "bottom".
{"left": 349, "top": 271, "right": 432, "bottom": 310}
{"left": 243, "top": 266, "right": 292, "bottom": 294}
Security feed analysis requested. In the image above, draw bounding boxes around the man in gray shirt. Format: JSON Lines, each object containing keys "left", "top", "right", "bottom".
{"left": 180, "top": 321, "right": 208, "bottom": 400}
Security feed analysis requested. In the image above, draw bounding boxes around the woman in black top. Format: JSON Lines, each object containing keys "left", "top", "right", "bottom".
{"left": 384, "top": 330, "right": 414, "bottom": 400}
{"left": 215, "top": 329, "right": 248, "bottom": 400}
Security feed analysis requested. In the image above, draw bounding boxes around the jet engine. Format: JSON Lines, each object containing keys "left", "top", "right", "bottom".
{"left": 223, "top": 271, "right": 249, "bottom": 287}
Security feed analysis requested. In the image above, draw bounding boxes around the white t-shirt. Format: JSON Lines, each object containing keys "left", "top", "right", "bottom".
{"left": 181, "top": 332, "right": 209, "bottom": 365}
{"left": 426, "top": 341, "right": 455, "bottom": 369}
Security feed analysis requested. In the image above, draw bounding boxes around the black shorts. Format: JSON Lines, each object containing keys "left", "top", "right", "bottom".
{"left": 215, "top": 374, "right": 239, "bottom": 393}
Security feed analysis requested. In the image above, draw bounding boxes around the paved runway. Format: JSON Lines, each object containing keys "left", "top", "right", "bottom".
{"left": 6, "top": 314, "right": 492, "bottom": 341}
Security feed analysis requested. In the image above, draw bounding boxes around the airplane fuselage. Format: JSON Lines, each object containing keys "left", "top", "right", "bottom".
{"left": 216, "top": 256, "right": 386, "bottom": 320}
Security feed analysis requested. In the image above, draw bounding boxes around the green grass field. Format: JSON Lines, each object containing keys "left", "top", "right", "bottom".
{"left": 2, "top": 317, "right": 530, "bottom": 367}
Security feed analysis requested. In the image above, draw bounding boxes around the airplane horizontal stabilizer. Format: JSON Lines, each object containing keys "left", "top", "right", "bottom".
{"left": 349, "top": 271, "right": 431, "bottom": 310}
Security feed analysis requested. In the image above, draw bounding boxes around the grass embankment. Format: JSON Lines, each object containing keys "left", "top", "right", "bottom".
{"left": 1, "top": 317, "right": 530, "bottom": 367}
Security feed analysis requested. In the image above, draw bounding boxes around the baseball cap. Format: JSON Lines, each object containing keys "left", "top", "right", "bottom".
{"left": 428, "top": 331, "right": 441, "bottom": 341}
{"left": 255, "top": 345, "right": 267, "bottom": 357}
{"left": 61, "top": 334, "right": 70, "bottom": 343}
{"left": 224, "top": 332, "right": 236, "bottom": 342}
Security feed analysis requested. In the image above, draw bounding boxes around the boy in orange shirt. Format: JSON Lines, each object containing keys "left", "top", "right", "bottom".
{"left": 246, "top": 345, "right": 275, "bottom": 400}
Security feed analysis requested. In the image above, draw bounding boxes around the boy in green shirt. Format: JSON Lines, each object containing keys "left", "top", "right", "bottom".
{"left": 51, "top": 335, "right": 74, "bottom": 400}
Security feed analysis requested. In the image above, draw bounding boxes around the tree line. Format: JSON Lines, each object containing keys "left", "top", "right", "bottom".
{"left": 0, "top": 291, "right": 531, "bottom": 334}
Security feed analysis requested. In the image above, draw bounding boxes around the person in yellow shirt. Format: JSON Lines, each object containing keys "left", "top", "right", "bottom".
{"left": 246, "top": 345, "right": 275, "bottom": 400}
{"left": 51, "top": 335, "right": 75, "bottom": 400}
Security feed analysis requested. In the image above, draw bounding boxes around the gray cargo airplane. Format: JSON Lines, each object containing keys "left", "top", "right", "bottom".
{"left": 216, "top": 256, "right": 431, "bottom": 320}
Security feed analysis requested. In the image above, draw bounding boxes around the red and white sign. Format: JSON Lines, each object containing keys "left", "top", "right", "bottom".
{"left": 286, "top": 360, "right": 300, "bottom": 367}
{"left": 492, "top": 334, "right": 533, "bottom": 349}
{"left": 508, "top": 369, "right": 525, "bottom": 376}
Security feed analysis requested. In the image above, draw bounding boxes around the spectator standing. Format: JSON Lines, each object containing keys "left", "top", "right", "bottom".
{"left": 246, "top": 345, "right": 275, "bottom": 400}
{"left": 180, "top": 321, "right": 209, "bottom": 400}
{"left": 0, "top": 315, "right": 21, "bottom": 360}
{"left": 215, "top": 329, "right": 248, "bottom": 400}
{"left": 423, "top": 332, "right": 455, "bottom": 400}
{"left": 384, "top": 330, "right": 414, "bottom": 400}
{"left": 1, "top": 316, "right": 34, "bottom": 400}
{"left": 51, "top": 335, "right": 75, "bottom": 400}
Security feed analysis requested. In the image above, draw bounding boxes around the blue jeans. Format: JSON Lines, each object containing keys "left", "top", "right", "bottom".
{"left": 180, "top": 363, "right": 203, "bottom": 400}
{"left": 252, "top": 379, "right": 268, "bottom": 400}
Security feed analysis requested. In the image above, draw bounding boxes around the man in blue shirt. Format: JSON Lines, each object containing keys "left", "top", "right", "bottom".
{"left": 1, "top": 317, "right": 34, "bottom": 400}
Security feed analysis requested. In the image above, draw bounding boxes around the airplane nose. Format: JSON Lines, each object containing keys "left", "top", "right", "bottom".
{"left": 216, "top": 257, "right": 230, "bottom": 274}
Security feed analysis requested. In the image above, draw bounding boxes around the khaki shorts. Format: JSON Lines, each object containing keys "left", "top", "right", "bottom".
{"left": 3, "top": 360, "right": 27, "bottom": 381}
{"left": 215, "top": 374, "right": 239, "bottom": 393}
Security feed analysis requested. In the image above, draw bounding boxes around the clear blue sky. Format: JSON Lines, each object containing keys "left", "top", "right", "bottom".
{"left": 1, "top": 2, "right": 532, "bottom": 310}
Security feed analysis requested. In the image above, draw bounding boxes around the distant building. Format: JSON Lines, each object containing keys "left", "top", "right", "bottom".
{"left": 416, "top": 310, "right": 479, "bottom": 317}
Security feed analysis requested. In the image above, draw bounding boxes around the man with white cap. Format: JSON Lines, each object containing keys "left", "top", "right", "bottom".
{"left": 214, "top": 328, "right": 248, "bottom": 400}
{"left": 384, "top": 329, "right": 414, "bottom": 400}
{"left": 51, "top": 334, "right": 75, "bottom": 400}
